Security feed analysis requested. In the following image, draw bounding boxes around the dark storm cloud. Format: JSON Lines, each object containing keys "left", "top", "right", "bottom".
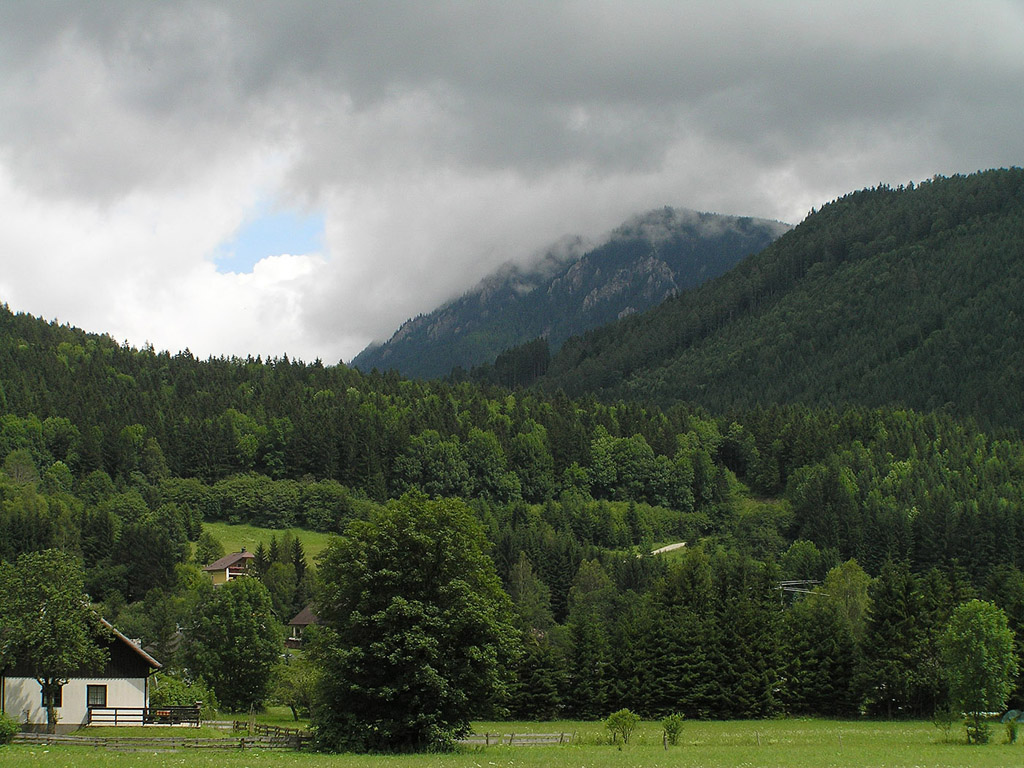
{"left": 4, "top": 1, "right": 1022, "bottom": 198}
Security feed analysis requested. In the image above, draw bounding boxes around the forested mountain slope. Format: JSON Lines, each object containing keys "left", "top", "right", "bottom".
{"left": 352, "top": 207, "right": 789, "bottom": 379}
{"left": 9, "top": 291, "right": 1024, "bottom": 718}
{"left": 542, "top": 169, "right": 1024, "bottom": 433}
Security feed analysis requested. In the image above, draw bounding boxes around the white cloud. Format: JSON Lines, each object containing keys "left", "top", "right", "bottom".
{"left": 0, "top": 153, "right": 331, "bottom": 361}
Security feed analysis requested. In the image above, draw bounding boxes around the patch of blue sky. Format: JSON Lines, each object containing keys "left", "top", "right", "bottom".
{"left": 213, "top": 204, "right": 325, "bottom": 274}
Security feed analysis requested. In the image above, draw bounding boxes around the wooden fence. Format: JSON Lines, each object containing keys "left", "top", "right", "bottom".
{"left": 459, "top": 732, "right": 576, "bottom": 746}
{"left": 14, "top": 730, "right": 311, "bottom": 751}
{"left": 232, "top": 720, "right": 313, "bottom": 749}
{"left": 14, "top": 727, "right": 563, "bottom": 751}
{"left": 87, "top": 705, "right": 202, "bottom": 726}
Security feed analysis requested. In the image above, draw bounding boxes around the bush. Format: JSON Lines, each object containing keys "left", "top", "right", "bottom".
{"left": 149, "top": 672, "right": 220, "bottom": 720}
{"left": 933, "top": 706, "right": 959, "bottom": 743}
{"left": 605, "top": 708, "right": 641, "bottom": 745}
{"left": 662, "top": 712, "right": 685, "bottom": 746}
{"left": 966, "top": 716, "right": 990, "bottom": 745}
{"left": 0, "top": 712, "right": 19, "bottom": 744}
{"left": 1001, "top": 710, "right": 1023, "bottom": 744}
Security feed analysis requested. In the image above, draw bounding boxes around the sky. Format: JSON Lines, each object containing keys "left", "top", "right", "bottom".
{"left": 1, "top": 1, "right": 1022, "bottom": 365}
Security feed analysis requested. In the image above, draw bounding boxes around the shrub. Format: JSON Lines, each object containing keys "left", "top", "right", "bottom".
{"left": 150, "top": 672, "right": 220, "bottom": 720}
{"left": 662, "top": 712, "right": 685, "bottom": 746}
{"left": 0, "top": 712, "right": 19, "bottom": 745}
{"left": 1001, "top": 710, "right": 1023, "bottom": 744}
{"left": 966, "top": 716, "right": 990, "bottom": 745}
{"left": 933, "top": 706, "right": 959, "bottom": 743}
{"left": 605, "top": 708, "right": 641, "bottom": 745}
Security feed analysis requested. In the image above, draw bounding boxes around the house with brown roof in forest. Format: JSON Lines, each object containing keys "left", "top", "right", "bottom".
{"left": 287, "top": 605, "right": 320, "bottom": 649}
{"left": 202, "top": 549, "right": 254, "bottom": 585}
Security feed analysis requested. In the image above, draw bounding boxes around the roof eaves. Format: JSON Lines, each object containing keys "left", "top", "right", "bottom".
{"left": 100, "top": 618, "right": 163, "bottom": 670}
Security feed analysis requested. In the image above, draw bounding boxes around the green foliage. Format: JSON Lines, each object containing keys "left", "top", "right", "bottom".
{"left": 508, "top": 635, "right": 565, "bottom": 720}
{"left": 149, "top": 672, "right": 220, "bottom": 719}
{"left": 932, "top": 705, "right": 960, "bottom": 743}
{"left": 111, "top": 586, "right": 195, "bottom": 666}
{"left": 661, "top": 712, "right": 685, "bottom": 745}
{"left": 819, "top": 559, "right": 872, "bottom": 643}
{"left": 940, "top": 600, "right": 1018, "bottom": 744}
{"left": 194, "top": 529, "right": 225, "bottom": 565}
{"left": 0, "top": 711, "right": 19, "bottom": 744}
{"left": 857, "top": 560, "right": 943, "bottom": 718}
{"left": 605, "top": 708, "right": 641, "bottom": 744}
{"left": 270, "top": 656, "right": 318, "bottom": 721}
{"left": 311, "top": 493, "right": 519, "bottom": 753}
{"left": 782, "top": 596, "right": 859, "bottom": 716}
{"left": 0, "top": 550, "right": 108, "bottom": 730}
{"left": 506, "top": 552, "right": 555, "bottom": 633}
{"left": 182, "top": 576, "right": 283, "bottom": 712}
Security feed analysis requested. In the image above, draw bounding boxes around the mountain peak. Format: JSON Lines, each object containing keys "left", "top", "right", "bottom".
{"left": 351, "top": 206, "right": 789, "bottom": 379}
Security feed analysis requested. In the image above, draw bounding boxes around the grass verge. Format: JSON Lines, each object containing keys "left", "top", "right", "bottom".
{"left": 4, "top": 718, "right": 1019, "bottom": 768}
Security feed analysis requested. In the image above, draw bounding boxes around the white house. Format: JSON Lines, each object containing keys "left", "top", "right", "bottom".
{"left": 1, "top": 620, "right": 161, "bottom": 733}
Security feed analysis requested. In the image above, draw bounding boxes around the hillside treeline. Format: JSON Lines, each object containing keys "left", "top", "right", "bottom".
{"left": 542, "top": 168, "right": 1024, "bottom": 432}
{"left": 5, "top": 302, "right": 1024, "bottom": 718}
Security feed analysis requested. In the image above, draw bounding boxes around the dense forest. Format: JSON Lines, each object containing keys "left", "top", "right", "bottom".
{"left": 4, "top": 169, "right": 1024, "bottom": 724}
{"left": 541, "top": 169, "right": 1024, "bottom": 434}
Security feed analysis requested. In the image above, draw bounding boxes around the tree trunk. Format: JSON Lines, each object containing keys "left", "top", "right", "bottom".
{"left": 38, "top": 679, "right": 63, "bottom": 734}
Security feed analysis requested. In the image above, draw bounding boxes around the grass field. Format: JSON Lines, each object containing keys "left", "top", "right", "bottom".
{"left": 4, "top": 718, "right": 1022, "bottom": 767}
{"left": 200, "top": 521, "right": 336, "bottom": 561}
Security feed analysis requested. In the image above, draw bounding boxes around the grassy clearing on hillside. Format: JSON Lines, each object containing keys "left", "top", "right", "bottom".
{"left": 6, "top": 718, "right": 1022, "bottom": 768}
{"left": 200, "top": 521, "right": 336, "bottom": 560}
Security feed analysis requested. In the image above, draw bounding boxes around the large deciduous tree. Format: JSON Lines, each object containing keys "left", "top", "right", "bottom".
{"left": 311, "top": 492, "right": 519, "bottom": 752}
{"left": 0, "top": 550, "right": 108, "bottom": 732}
{"left": 940, "top": 599, "right": 1018, "bottom": 743}
{"left": 182, "top": 576, "right": 282, "bottom": 712}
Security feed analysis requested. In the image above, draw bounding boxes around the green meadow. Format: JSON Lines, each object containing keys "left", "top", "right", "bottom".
{"left": 200, "top": 521, "right": 336, "bottom": 561}
{"left": 4, "top": 719, "right": 1022, "bottom": 768}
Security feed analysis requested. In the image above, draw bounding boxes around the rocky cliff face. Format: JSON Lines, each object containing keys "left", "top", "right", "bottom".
{"left": 352, "top": 207, "right": 790, "bottom": 379}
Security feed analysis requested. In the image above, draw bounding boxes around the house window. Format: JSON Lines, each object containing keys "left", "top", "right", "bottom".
{"left": 41, "top": 686, "right": 63, "bottom": 708}
{"left": 87, "top": 685, "right": 107, "bottom": 708}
